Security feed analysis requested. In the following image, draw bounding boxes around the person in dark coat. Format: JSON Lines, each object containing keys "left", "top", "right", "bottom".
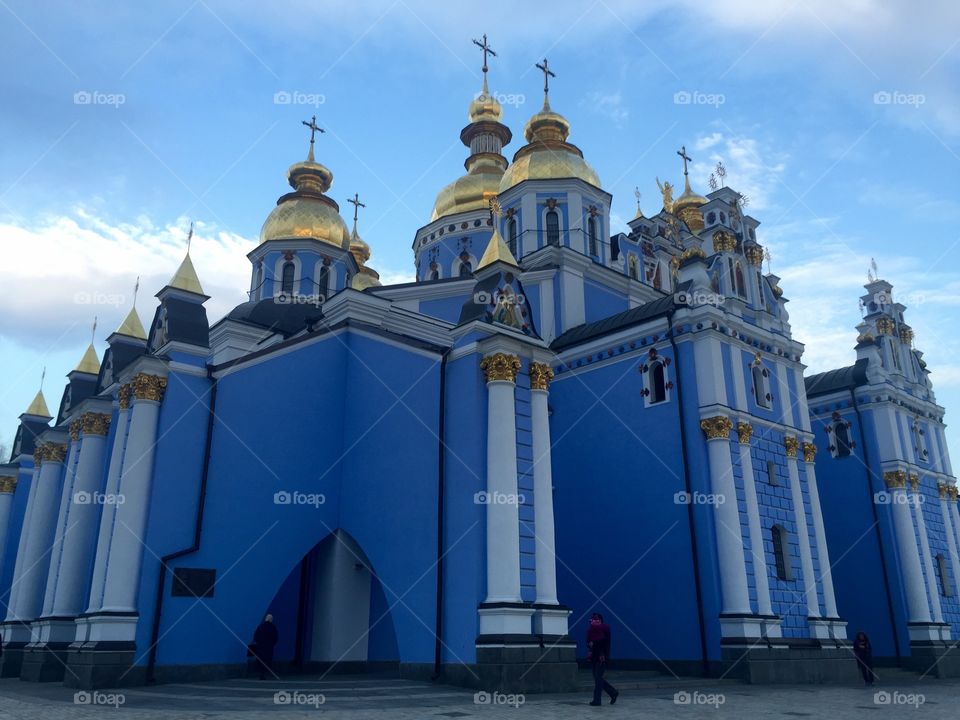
{"left": 253, "top": 614, "right": 279, "bottom": 680}
{"left": 586, "top": 613, "right": 619, "bottom": 706}
{"left": 853, "top": 631, "right": 874, "bottom": 685}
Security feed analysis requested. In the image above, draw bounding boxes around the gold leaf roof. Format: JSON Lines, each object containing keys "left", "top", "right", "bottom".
{"left": 115, "top": 307, "right": 147, "bottom": 340}
{"left": 25, "top": 390, "right": 50, "bottom": 417}
{"left": 74, "top": 343, "right": 100, "bottom": 374}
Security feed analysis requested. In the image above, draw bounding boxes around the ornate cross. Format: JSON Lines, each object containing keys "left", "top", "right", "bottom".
{"left": 634, "top": 186, "right": 642, "bottom": 213}
{"left": 536, "top": 58, "right": 555, "bottom": 98}
{"left": 347, "top": 192, "right": 366, "bottom": 225}
{"left": 677, "top": 145, "right": 692, "bottom": 177}
{"left": 472, "top": 34, "right": 496, "bottom": 75}
{"left": 302, "top": 115, "right": 324, "bottom": 159}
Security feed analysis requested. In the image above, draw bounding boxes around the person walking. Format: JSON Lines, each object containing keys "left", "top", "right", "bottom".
{"left": 853, "top": 631, "right": 874, "bottom": 686}
{"left": 253, "top": 613, "right": 279, "bottom": 680}
{"left": 586, "top": 613, "right": 619, "bottom": 706}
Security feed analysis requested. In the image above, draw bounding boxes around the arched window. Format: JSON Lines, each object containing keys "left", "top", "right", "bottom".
{"left": 834, "top": 422, "right": 852, "bottom": 457}
{"left": 752, "top": 365, "right": 771, "bottom": 408}
{"left": 936, "top": 553, "right": 953, "bottom": 597}
{"left": 508, "top": 218, "right": 518, "bottom": 257}
{"left": 546, "top": 210, "right": 560, "bottom": 246}
{"left": 281, "top": 261, "right": 295, "bottom": 294}
{"left": 735, "top": 262, "right": 746, "bottom": 298}
{"left": 459, "top": 260, "right": 473, "bottom": 277}
{"left": 317, "top": 264, "right": 330, "bottom": 300}
{"left": 650, "top": 362, "right": 666, "bottom": 404}
{"left": 772, "top": 525, "right": 792, "bottom": 580}
{"left": 429, "top": 269, "right": 440, "bottom": 281}
{"left": 628, "top": 255, "right": 639, "bottom": 280}
{"left": 587, "top": 217, "right": 598, "bottom": 256}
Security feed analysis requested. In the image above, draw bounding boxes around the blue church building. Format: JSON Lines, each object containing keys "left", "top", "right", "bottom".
{"left": 0, "top": 46, "right": 957, "bottom": 691}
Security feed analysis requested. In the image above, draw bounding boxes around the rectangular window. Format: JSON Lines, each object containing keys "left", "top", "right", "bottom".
{"left": 766, "top": 460, "right": 778, "bottom": 486}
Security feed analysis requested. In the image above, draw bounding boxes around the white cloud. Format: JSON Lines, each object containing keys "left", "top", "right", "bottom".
{"left": 690, "top": 132, "right": 787, "bottom": 211}
{"left": 581, "top": 91, "right": 629, "bottom": 126}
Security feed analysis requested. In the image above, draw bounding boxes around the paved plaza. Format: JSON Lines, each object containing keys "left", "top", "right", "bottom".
{"left": 0, "top": 669, "right": 953, "bottom": 719}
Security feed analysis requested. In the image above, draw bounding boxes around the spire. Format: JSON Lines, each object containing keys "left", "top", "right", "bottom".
{"left": 535, "top": 58, "right": 555, "bottom": 111}
{"left": 633, "top": 186, "right": 644, "bottom": 219}
{"left": 477, "top": 200, "right": 519, "bottom": 270}
{"left": 25, "top": 390, "right": 50, "bottom": 418}
{"left": 301, "top": 115, "right": 324, "bottom": 163}
{"left": 115, "top": 307, "right": 147, "bottom": 340}
{"left": 166, "top": 223, "right": 205, "bottom": 295}
{"left": 74, "top": 343, "right": 100, "bottom": 374}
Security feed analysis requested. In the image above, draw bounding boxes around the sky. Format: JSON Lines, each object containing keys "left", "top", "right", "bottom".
{"left": 1, "top": 0, "right": 959, "bottom": 461}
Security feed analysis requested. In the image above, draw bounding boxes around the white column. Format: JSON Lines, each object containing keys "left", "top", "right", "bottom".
{"left": 86, "top": 391, "right": 130, "bottom": 615}
{"left": 909, "top": 475, "right": 943, "bottom": 623}
{"left": 13, "top": 443, "right": 68, "bottom": 622}
{"left": 885, "top": 472, "right": 932, "bottom": 625}
{"left": 0, "top": 476, "right": 18, "bottom": 589}
{"left": 530, "top": 364, "right": 557, "bottom": 605}
{"left": 735, "top": 423, "right": 773, "bottom": 618}
{"left": 40, "top": 428, "right": 82, "bottom": 620}
{"left": 938, "top": 486, "right": 960, "bottom": 607}
{"left": 49, "top": 413, "right": 110, "bottom": 619}
{"left": 5, "top": 465, "right": 41, "bottom": 623}
{"left": 99, "top": 374, "right": 166, "bottom": 616}
{"left": 784, "top": 438, "right": 821, "bottom": 620}
{"left": 700, "top": 417, "right": 753, "bottom": 620}
{"left": 801, "top": 442, "right": 839, "bottom": 619}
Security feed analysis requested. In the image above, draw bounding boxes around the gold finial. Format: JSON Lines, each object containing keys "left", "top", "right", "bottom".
{"left": 347, "top": 192, "right": 366, "bottom": 235}
{"left": 867, "top": 257, "right": 879, "bottom": 284}
{"left": 764, "top": 247, "right": 772, "bottom": 274}
{"left": 634, "top": 186, "right": 643, "bottom": 219}
{"left": 301, "top": 115, "right": 325, "bottom": 163}
{"left": 472, "top": 33, "right": 496, "bottom": 94}
{"left": 535, "top": 58, "right": 556, "bottom": 110}
{"left": 715, "top": 161, "right": 726, "bottom": 187}
{"left": 477, "top": 199, "right": 518, "bottom": 269}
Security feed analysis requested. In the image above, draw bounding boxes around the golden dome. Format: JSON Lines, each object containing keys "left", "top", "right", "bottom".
{"left": 672, "top": 177, "right": 708, "bottom": 234}
{"left": 432, "top": 158, "right": 505, "bottom": 221}
{"left": 499, "top": 103, "right": 600, "bottom": 192}
{"left": 351, "top": 267, "right": 381, "bottom": 290}
{"left": 468, "top": 78, "right": 503, "bottom": 123}
{"left": 260, "top": 158, "right": 350, "bottom": 250}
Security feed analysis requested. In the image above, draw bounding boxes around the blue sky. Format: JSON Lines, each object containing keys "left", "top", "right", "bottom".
{"left": 1, "top": 0, "right": 959, "bottom": 460}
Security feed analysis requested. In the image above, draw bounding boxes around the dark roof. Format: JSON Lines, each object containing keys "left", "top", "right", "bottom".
{"left": 804, "top": 358, "right": 869, "bottom": 397}
{"left": 551, "top": 291, "right": 677, "bottom": 351}
{"left": 226, "top": 298, "right": 324, "bottom": 337}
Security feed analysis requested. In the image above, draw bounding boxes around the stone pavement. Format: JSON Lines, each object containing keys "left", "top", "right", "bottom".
{"left": 0, "top": 669, "right": 954, "bottom": 719}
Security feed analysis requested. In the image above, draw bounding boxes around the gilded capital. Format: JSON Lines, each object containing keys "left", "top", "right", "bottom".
{"left": 480, "top": 353, "right": 521, "bottom": 384}
{"left": 37, "top": 442, "right": 67, "bottom": 465}
{"left": 784, "top": 436, "right": 800, "bottom": 458}
{"left": 712, "top": 230, "right": 737, "bottom": 254}
{"left": 745, "top": 245, "right": 765, "bottom": 266}
{"left": 736, "top": 422, "right": 753, "bottom": 444}
{"left": 802, "top": 441, "right": 817, "bottom": 463}
{"left": 908, "top": 473, "right": 919, "bottom": 492}
{"left": 938, "top": 483, "right": 948, "bottom": 499}
{"left": 81, "top": 412, "right": 111, "bottom": 437}
{"left": 132, "top": 373, "right": 168, "bottom": 403}
{"left": 528, "top": 362, "right": 554, "bottom": 391}
{"left": 0, "top": 476, "right": 16, "bottom": 494}
{"left": 69, "top": 419, "right": 83, "bottom": 442}
{"left": 701, "top": 415, "right": 733, "bottom": 441}
{"left": 118, "top": 383, "right": 133, "bottom": 410}
{"left": 875, "top": 317, "right": 895, "bottom": 336}
{"left": 883, "top": 470, "right": 907, "bottom": 490}
{"left": 948, "top": 486, "right": 959, "bottom": 502}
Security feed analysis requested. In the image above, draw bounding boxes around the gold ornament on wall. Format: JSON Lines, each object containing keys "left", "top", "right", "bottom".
{"left": 883, "top": 470, "right": 907, "bottom": 489}
{"left": 712, "top": 230, "right": 736, "bottom": 253}
{"left": 132, "top": 373, "right": 168, "bottom": 403}
{"left": 745, "top": 245, "right": 764, "bottom": 266}
{"left": 81, "top": 412, "right": 111, "bottom": 437}
{"left": 528, "top": 362, "right": 554, "bottom": 391}
{"left": 908, "top": 473, "right": 919, "bottom": 492}
{"left": 802, "top": 442, "right": 817, "bottom": 463}
{"left": 875, "top": 317, "right": 895, "bottom": 336}
{"left": 118, "top": 383, "right": 133, "bottom": 409}
{"left": 700, "top": 415, "right": 732, "bottom": 440}
{"left": 783, "top": 436, "right": 800, "bottom": 458}
{"left": 480, "top": 353, "right": 521, "bottom": 383}
{"left": 0, "top": 476, "right": 16, "bottom": 494}
{"left": 736, "top": 421, "right": 753, "bottom": 444}
{"left": 70, "top": 419, "right": 83, "bottom": 441}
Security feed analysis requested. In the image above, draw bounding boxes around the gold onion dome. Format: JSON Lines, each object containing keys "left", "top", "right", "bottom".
{"left": 431, "top": 62, "right": 512, "bottom": 222}
{"left": 499, "top": 97, "right": 600, "bottom": 192}
{"left": 260, "top": 142, "right": 350, "bottom": 250}
{"left": 349, "top": 223, "right": 381, "bottom": 290}
{"left": 672, "top": 176, "right": 708, "bottom": 234}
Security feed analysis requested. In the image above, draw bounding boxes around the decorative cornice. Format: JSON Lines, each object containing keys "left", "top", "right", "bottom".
{"left": 701, "top": 415, "right": 732, "bottom": 441}
{"left": 480, "top": 353, "right": 521, "bottom": 384}
{"left": 883, "top": 470, "right": 908, "bottom": 490}
{"left": 876, "top": 317, "right": 895, "bottom": 336}
{"left": 899, "top": 327, "right": 914, "bottom": 345}
{"left": 948, "top": 486, "right": 959, "bottom": 502}
{"left": 118, "top": 383, "right": 133, "bottom": 410}
{"left": 0, "top": 476, "right": 16, "bottom": 494}
{"left": 736, "top": 421, "right": 753, "bottom": 444}
{"left": 132, "top": 373, "right": 168, "bottom": 403}
{"left": 784, "top": 436, "right": 800, "bottom": 458}
{"left": 745, "top": 245, "right": 764, "bottom": 266}
{"left": 938, "top": 482, "right": 948, "bottom": 499}
{"left": 528, "top": 362, "right": 554, "bottom": 391}
{"left": 81, "top": 412, "right": 111, "bottom": 437}
{"left": 802, "top": 441, "right": 817, "bottom": 463}
{"left": 908, "top": 473, "right": 920, "bottom": 492}
{"left": 712, "top": 230, "right": 737, "bottom": 253}
{"left": 36, "top": 442, "right": 68, "bottom": 465}
{"left": 69, "top": 419, "right": 83, "bottom": 442}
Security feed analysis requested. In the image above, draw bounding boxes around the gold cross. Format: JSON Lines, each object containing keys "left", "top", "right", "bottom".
{"left": 302, "top": 115, "right": 324, "bottom": 160}
{"left": 472, "top": 34, "right": 496, "bottom": 75}
{"left": 677, "top": 145, "right": 692, "bottom": 177}
{"left": 535, "top": 58, "right": 556, "bottom": 105}
{"left": 347, "top": 192, "right": 366, "bottom": 225}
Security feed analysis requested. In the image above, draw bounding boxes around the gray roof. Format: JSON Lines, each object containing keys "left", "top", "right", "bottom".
{"left": 551, "top": 291, "right": 677, "bottom": 351}
{"left": 804, "top": 358, "right": 869, "bottom": 397}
